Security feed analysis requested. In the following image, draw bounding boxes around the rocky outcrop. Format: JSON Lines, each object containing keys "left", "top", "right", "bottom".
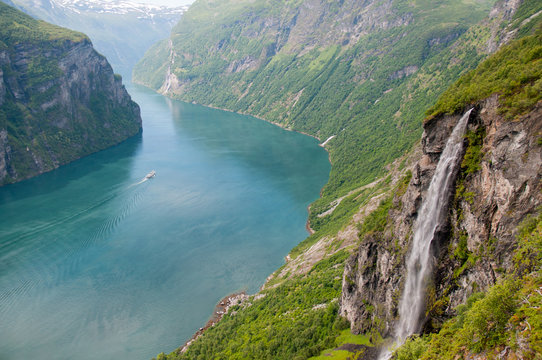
{"left": 340, "top": 99, "right": 542, "bottom": 337}
{"left": 0, "top": 2, "right": 142, "bottom": 185}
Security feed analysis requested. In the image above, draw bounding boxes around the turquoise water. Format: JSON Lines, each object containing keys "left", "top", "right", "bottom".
{"left": 0, "top": 85, "right": 330, "bottom": 360}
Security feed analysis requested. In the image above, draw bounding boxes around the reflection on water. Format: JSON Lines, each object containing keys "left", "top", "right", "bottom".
{"left": 0, "top": 85, "right": 330, "bottom": 360}
{"left": 0, "top": 133, "right": 143, "bottom": 204}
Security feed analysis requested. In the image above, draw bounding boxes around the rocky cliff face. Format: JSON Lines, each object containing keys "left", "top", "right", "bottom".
{"left": 0, "top": 2, "right": 142, "bottom": 185}
{"left": 340, "top": 98, "right": 542, "bottom": 338}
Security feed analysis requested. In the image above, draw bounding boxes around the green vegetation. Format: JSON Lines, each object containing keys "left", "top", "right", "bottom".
{"left": 514, "top": 211, "right": 542, "bottom": 276}
{"left": 461, "top": 127, "right": 485, "bottom": 175}
{"left": 427, "top": 15, "right": 542, "bottom": 119}
{"left": 291, "top": 178, "right": 392, "bottom": 259}
{"left": 358, "top": 197, "right": 393, "bottom": 236}
{"left": 292, "top": 169, "right": 411, "bottom": 260}
{"left": 0, "top": 2, "right": 88, "bottom": 45}
{"left": 134, "top": 0, "right": 497, "bottom": 203}
{"left": 308, "top": 330, "right": 371, "bottom": 360}
{"left": 156, "top": 251, "right": 350, "bottom": 360}
{"left": 0, "top": 2, "right": 140, "bottom": 185}
{"left": 393, "top": 211, "right": 542, "bottom": 359}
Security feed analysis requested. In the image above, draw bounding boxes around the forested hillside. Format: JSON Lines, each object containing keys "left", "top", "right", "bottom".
{"left": 133, "top": 0, "right": 502, "bottom": 204}
{"left": 138, "top": 0, "right": 542, "bottom": 359}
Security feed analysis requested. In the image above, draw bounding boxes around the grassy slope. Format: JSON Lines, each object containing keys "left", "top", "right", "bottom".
{"left": 427, "top": 22, "right": 542, "bottom": 120}
{"left": 0, "top": 1, "right": 88, "bottom": 45}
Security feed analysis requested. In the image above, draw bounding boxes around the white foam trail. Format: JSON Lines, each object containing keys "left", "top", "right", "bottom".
{"left": 128, "top": 176, "right": 150, "bottom": 188}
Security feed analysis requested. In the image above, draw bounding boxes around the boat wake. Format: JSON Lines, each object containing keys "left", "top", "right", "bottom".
{"left": 134, "top": 178, "right": 149, "bottom": 186}
{"left": 130, "top": 170, "right": 156, "bottom": 187}
{"left": 87, "top": 186, "right": 145, "bottom": 247}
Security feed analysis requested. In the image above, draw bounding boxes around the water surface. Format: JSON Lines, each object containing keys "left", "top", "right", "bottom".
{"left": 0, "top": 85, "right": 330, "bottom": 359}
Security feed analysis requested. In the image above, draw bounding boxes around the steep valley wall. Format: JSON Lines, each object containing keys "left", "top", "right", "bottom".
{"left": 0, "top": 2, "right": 142, "bottom": 185}
{"left": 340, "top": 98, "right": 542, "bottom": 339}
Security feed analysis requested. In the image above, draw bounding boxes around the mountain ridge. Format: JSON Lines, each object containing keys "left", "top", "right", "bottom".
{"left": 6, "top": 0, "right": 188, "bottom": 78}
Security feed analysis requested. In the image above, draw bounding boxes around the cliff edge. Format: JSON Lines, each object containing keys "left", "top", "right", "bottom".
{"left": 0, "top": 2, "right": 142, "bottom": 185}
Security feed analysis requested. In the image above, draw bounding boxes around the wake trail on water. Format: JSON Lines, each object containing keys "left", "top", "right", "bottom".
{"left": 85, "top": 185, "right": 146, "bottom": 247}
{"left": 1, "top": 180, "right": 149, "bottom": 280}
{"left": 0, "top": 190, "right": 120, "bottom": 251}
{"left": 7, "top": 177, "right": 149, "bottom": 243}
{"left": 131, "top": 177, "right": 149, "bottom": 186}
{"left": 0, "top": 184, "right": 150, "bottom": 307}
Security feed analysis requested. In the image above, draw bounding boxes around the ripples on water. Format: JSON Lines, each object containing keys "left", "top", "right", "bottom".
{"left": 0, "top": 86, "right": 330, "bottom": 360}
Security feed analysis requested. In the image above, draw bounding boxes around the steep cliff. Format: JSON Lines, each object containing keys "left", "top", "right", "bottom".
{"left": 340, "top": 11, "right": 542, "bottom": 357}
{"left": 340, "top": 97, "right": 541, "bottom": 336}
{"left": 0, "top": 2, "right": 142, "bottom": 185}
{"left": 7, "top": 0, "right": 187, "bottom": 79}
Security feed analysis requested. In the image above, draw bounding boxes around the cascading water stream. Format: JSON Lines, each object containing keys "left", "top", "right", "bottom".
{"left": 378, "top": 109, "right": 473, "bottom": 360}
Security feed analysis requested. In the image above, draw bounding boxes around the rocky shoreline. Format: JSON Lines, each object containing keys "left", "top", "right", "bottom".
{"left": 177, "top": 292, "right": 250, "bottom": 354}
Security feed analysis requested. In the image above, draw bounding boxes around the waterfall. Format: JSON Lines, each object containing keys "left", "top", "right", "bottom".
{"left": 378, "top": 108, "right": 473, "bottom": 360}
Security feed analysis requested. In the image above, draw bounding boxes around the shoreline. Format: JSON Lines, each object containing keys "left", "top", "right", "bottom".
{"left": 306, "top": 204, "right": 315, "bottom": 235}
{"left": 189, "top": 101, "right": 327, "bottom": 238}
{"left": 177, "top": 292, "right": 249, "bottom": 354}
{"left": 135, "top": 85, "right": 332, "bottom": 354}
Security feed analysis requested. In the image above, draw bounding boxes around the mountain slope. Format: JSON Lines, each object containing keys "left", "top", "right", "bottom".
{"left": 387, "top": 13, "right": 542, "bottom": 360}
{"left": 134, "top": 0, "right": 499, "bottom": 204}
{"left": 0, "top": 2, "right": 142, "bottom": 185}
{"left": 7, "top": 0, "right": 187, "bottom": 78}
{"left": 151, "top": 1, "right": 541, "bottom": 359}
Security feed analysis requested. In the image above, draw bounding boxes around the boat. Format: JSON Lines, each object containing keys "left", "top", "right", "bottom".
{"left": 145, "top": 170, "right": 156, "bottom": 179}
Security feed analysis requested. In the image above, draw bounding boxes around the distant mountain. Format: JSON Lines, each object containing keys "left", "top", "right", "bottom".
{"left": 6, "top": 0, "right": 189, "bottom": 78}
{"left": 0, "top": 2, "right": 142, "bottom": 185}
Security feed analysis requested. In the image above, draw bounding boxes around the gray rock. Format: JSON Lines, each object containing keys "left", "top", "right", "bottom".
{"left": 0, "top": 38, "right": 142, "bottom": 185}
{"left": 340, "top": 97, "right": 542, "bottom": 337}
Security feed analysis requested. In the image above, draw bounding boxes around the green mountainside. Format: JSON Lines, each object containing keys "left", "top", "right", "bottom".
{"left": 144, "top": 0, "right": 542, "bottom": 359}
{"left": 155, "top": 8, "right": 542, "bottom": 357}
{"left": 133, "top": 0, "right": 499, "bottom": 204}
{"left": 0, "top": 2, "right": 142, "bottom": 185}
{"left": 6, "top": 0, "right": 185, "bottom": 79}
{"left": 0, "top": 1, "right": 88, "bottom": 44}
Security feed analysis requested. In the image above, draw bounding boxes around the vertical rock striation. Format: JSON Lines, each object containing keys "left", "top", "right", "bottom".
{"left": 0, "top": 2, "right": 142, "bottom": 185}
